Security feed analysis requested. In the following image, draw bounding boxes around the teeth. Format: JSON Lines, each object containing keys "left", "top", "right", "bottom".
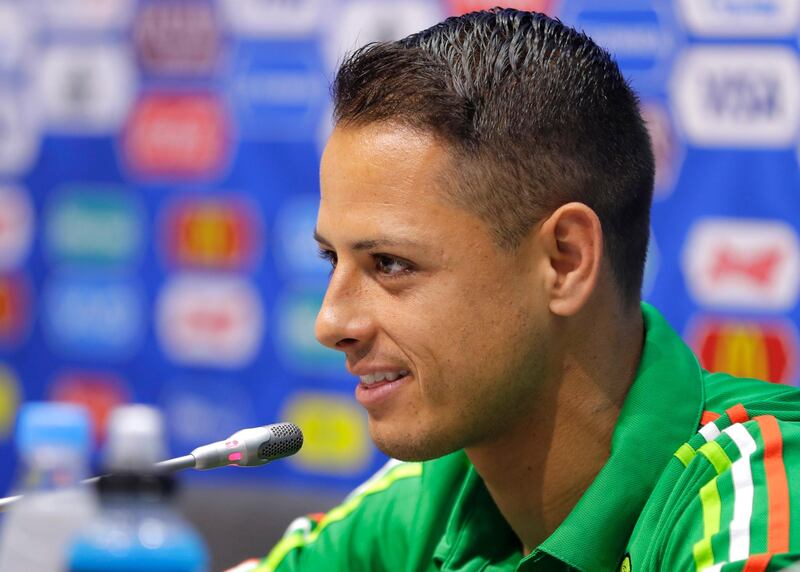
{"left": 359, "top": 370, "right": 410, "bottom": 385}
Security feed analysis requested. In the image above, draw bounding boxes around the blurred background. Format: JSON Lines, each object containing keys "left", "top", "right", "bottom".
{"left": 0, "top": 0, "right": 797, "bottom": 568}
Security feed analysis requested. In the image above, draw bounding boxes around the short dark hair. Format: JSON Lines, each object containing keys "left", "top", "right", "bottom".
{"left": 332, "top": 8, "right": 655, "bottom": 305}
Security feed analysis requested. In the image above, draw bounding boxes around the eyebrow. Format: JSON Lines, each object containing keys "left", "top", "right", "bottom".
{"left": 313, "top": 230, "right": 421, "bottom": 251}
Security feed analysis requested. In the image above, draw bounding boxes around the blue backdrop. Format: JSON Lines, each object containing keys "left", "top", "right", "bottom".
{"left": 0, "top": 0, "right": 797, "bottom": 495}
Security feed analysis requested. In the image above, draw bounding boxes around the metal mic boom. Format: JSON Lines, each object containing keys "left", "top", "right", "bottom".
{"left": 0, "top": 422, "right": 304, "bottom": 513}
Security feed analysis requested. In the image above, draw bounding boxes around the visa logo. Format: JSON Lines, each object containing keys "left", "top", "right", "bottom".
{"left": 672, "top": 47, "right": 800, "bottom": 147}
{"left": 682, "top": 218, "right": 800, "bottom": 311}
{"left": 705, "top": 71, "right": 780, "bottom": 119}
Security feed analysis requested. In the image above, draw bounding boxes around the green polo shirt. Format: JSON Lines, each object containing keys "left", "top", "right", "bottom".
{"left": 233, "top": 304, "right": 800, "bottom": 571}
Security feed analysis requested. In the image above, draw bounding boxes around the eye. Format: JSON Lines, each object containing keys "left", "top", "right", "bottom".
{"left": 374, "top": 254, "right": 413, "bottom": 277}
{"left": 317, "top": 248, "right": 337, "bottom": 273}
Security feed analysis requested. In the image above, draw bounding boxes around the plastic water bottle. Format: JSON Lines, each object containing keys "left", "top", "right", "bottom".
{"left": 0, "top": 402, "right": 97, "bottom": 572}
{"left": 68, "top": 404, "right": 209, "bottom": 572}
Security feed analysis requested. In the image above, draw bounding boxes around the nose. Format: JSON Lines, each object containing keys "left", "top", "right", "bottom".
{"left": 315, "top": 268, "right": 376, "bottom": 353}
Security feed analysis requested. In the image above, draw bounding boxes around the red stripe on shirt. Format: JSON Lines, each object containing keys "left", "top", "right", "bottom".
{"left": 742, "top": 553, "right": 771, "bottom": 572}
{"left": 701, "top": 410, "right": 721, "bottom": 426}
{"left": 726, "top": 403, "right": 749, "bottom": 424}
{"left": 755, "top": 415, "right": 790, "bottom": 553}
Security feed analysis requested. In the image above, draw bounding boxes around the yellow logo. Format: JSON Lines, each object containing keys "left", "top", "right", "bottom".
{"left": 0, "top": 365, "right": 20, "bottom": 437}
{"left": 281, "top": 392, "right": 371, "bottom": 475}
{"left": 619, "top": 554, "right": 632, "bottom": 572}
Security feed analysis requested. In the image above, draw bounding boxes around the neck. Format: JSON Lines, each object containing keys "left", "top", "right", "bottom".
{"left": 465, "top": 303, "right": 644, "bottom": 552}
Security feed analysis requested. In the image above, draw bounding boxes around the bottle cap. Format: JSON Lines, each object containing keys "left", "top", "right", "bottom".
{"left": 104, "top": 404, "right": 166, "bottom": 472}
{"left": 16, "top": 402, "right": 91, "bottom": 455}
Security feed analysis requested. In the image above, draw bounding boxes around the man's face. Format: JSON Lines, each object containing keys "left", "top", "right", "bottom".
{"left": 315, "top": 122, "right": 554, "bottom": 461}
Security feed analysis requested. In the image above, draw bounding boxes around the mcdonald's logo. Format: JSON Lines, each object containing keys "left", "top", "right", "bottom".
{"left": 161, "top": 196, "right": 261, "bottom": 270}
{"left": 688, "top": 317, "right": 798, "bottom": 385}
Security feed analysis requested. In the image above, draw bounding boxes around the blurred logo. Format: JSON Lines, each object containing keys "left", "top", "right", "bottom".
{"left": 36, "top": 44, "right": 137, "bottom": 134}
{"left": 0, "top": 89, "right": 40, "bottom": 175}
{"left": 134, "top": 1, "right": 221, "bottom": 76}
{"left": 0, "top": 364, "right": 21, "bottom": 437}
{"left": 45, "top": 186, "right": 142, "bottom": 268}
{"left": 678, "top": 0, "right": 800, "bottom": 37}
{"left": 689, "top": 317, "right": 798, "bottom": 385}
{"left": 0, "top": 3, "right": 32, "bottom": 73}
{"left": 162, "top": 195, "right": 261, "bottom": 271}
{"left": 122, "top": 93, "right": 231, "bottom": 180}
{"left": 40, "top": 0, "right": 135, "bottom": 30}
{"left": 273, "top": 287, "right": 346, "bottom": 376}
{"left": 282, "top": 392, "right": 371, "bottom": 475}
{"left": 43, "top": 276, "right": 143, "bottom": 360}
{"left": 672, "top": 47, "right": 800, "bottom": 148}
{"left": 156, "top": 274, "right": 264, "bottom": 368}
{"left": 273, "top": 196, "right": 329, "bottom": 279}
{"left": 0, "top": 186, "right": 34, "bottom": 271}
{"left": 683, "top": 218, "right": 800, "bottom": 311}
{"left": 49, "top": 371, "right": 130, "bottom": 443}
{"left": 563, "top": 2, "right": 674, "bottom": 87}
{"left": 0, "top": 274, "right": 29, "bottom": 347}
{"left": 220, "top": 0, "right": 326, "bottom": 38}
{"left": 447, "top": 1, "right": 556, "bottom": 14}
{"left": 159, "top": 376, "right": 256, "bottom": 451}
{"left": 232, "top": 43, "right": 326, "bottom": 141}
{"left": 325, "top": 1, "right": 443, "bottom": 71}
{"left": 641, "top": 101, "right": 681, "bottom": 200}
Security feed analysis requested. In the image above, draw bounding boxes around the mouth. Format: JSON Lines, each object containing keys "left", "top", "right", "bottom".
{"left": 358, "top": 369, "right": 411, "bottom": 389}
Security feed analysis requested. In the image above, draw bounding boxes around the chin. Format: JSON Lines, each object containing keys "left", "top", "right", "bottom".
{"left": 368, "top": 418, "right": 460, "bottom": 462}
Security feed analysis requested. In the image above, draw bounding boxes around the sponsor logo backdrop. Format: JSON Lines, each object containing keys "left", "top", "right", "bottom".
{"left": 0, "top": 0, "right": 797, "bottom": 493}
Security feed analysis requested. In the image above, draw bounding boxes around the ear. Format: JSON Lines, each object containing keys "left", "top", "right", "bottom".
{"left": 538, "top": 202, "right": 603, "bottom": 317}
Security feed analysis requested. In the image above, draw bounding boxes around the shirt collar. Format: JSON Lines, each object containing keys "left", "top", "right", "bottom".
{"left": 434, "top": 303, "right": 705, "bottom": 572}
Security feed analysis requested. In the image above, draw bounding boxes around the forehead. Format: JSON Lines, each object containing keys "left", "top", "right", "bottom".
{"left": 317, "top": 122, "right": 494, "bottom": 250}
{"left": 320, "top": 122, "right": 450, "bottom": 209}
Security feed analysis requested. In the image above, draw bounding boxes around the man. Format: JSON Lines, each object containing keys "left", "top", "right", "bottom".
{"left": 235, "top": 9, "right": 800, "bottom": 572}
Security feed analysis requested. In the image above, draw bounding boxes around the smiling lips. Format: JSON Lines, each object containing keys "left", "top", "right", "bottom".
{"left": 359, "top": 370, "right": 410, "bottom": 386}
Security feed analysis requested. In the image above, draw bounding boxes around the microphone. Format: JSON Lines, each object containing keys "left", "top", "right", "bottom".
{"left": 0, "top": 422, "right": 303, "bottom": 512}
{"left": 162, "top": 422, "right": 305, "bottom": 471}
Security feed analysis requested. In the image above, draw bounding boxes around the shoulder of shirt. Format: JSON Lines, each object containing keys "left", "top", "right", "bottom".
{"left": 703, "top": 370, "right": 800, "bottom": 419}
{"left": 231, "top": 451, "right": 472, "bottom": 572}
{"left": 659, "top": 402, "right": 800, "bottom": 569}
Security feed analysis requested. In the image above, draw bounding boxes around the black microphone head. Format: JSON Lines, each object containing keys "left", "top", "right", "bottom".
{"left": 257, "top": 422, "right": 304, "bottom": 462}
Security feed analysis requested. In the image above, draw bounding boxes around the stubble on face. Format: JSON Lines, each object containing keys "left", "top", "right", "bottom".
{"left": 316, "top": 122, "right": 553, "bottom": 462}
